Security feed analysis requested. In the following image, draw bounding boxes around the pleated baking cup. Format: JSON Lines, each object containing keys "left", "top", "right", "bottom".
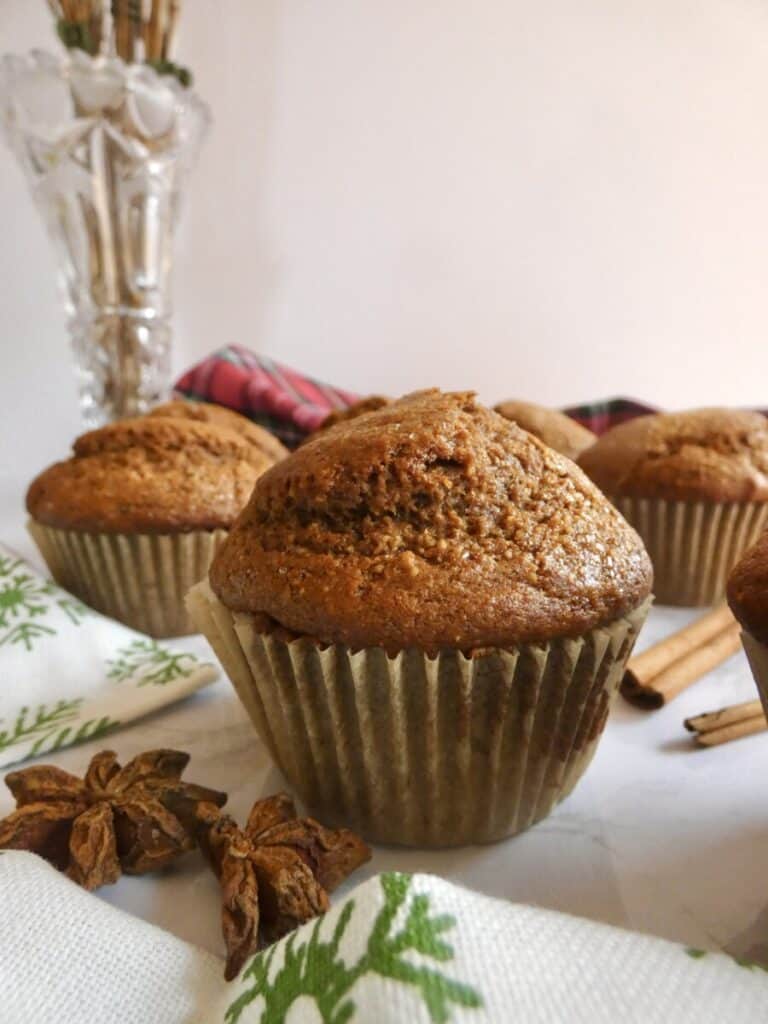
{"left": 28, "top": 520, "right": 227, "bottom": 638}
{"left": 188, "top": 581, "right": 651, "bottom": 847}
{"left": 612, "top": 498, "right": 768, "bottom": 607}
{"left": 740, "top": 631, "right": 768, "bottom": 721}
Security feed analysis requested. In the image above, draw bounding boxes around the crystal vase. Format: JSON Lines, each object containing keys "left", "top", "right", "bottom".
{"left": 0, "top": 50, "right": 210, "bottom": 426}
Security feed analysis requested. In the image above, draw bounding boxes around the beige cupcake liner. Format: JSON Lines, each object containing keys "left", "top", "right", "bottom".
{"left": 188, "top": 581, "right": 650, "bottom": 847}
{"left": 613, "top": 498, "right": 768, "bottom": 607}
{"left": 740, "top": 631, "right": 768, "bottom": 721}
{"left": 28, "top": 521, "right": 227, "bottom": 638}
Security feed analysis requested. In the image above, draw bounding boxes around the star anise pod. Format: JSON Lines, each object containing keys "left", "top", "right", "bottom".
{"left": 0, "top": 749, "right": 227, "bottom": 890}
{"left": 167, "top": 792, "right": 371, "bottom": 980}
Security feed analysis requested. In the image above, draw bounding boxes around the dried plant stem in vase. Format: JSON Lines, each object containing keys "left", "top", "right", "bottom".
{"left": 0, "top": 1, "right": 207, "bottom": 425}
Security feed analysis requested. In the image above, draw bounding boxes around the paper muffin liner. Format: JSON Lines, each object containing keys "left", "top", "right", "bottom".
{"left": 612, "top": 498, "right": 768, "bottom": 607}
{"left": 739, "top": 631, "right": 768, "bottom": 721}
{"left": 188, "top": 581, "right": 650, "bottom": 847}
{"left": 28, "top": 521, "right": 227, "bottom": 638}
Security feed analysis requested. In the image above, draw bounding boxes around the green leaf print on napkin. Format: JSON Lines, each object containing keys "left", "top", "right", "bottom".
{"left": 0, "top": 701, "right": 118, "bottom": 758}
{"left": 687, "top": 949, "right": 768, "bottom": 974}
{"left": 0, "top": 554, "right": 57, "bottom": 651}
{"left": 226, "top": 872, "right": 483, "bottom": 1024}
{"left": 107, "top": 640, "right": 201, "bottom": 686}
{"left": 0, "top": 554, "right": 91, "bottom": 651}
{"left": 57, "top": 597, "right": 91, "bottom": 627}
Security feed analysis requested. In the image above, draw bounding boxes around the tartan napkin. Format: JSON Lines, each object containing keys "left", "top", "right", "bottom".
{"left": 563, "top": 396, "right": 658, "bottom": 434}
{"left": 176, "top": 347, "right": 768, "bottom": 448}
{"left": 175, "top": 346, "right": 358, "bottom": 448}
{"left": 0, "top": 543, "right": 217, "bottom": 768}
{"left": 174, "top": 345, "right": 664, "bottom": 446}
{"left": 2, "top": 851, "right": 767, "bottom": 1024}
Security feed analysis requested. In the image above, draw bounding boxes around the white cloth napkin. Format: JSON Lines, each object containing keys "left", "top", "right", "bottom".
{"left": 1, "top": 851, "right": 766, "bottom": 1024}
{"left": 0, "top": 543, "right": 217, "bottom": 767}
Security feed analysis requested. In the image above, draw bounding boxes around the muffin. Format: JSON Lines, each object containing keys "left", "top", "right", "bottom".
{"left": 727, "top": 531, "right": 768, "bottom": 716}
{"left": 148, "top": 400, "right": 288, "bottom": 462}
{"left": 27, "top": 415, "right": 283, "bottom": 637}
{"left": 494, "top": 400, "right": 596, "bottom": 460}
{"left": 578, "top": 408, "right": 768, "bottom": 606}
{"left": 312, "top": 395, "right": 391, "bottom": 436}
{"left": 188, "top": 389, "right": 652, "bottom": 847}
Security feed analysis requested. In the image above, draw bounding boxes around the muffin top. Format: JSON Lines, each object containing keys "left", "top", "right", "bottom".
{"left": 727, "top": 531, "right": 768, "bottom": 643}
{"left": 27, "top": 417, "right": 278, "bottom": 534}
{"left": 494, "top": 400, "right": 596, "bottom": 460}
{"left": 148, "top": 400, "right": 288, "bottom": 462}
{"left": 578, "top": 408, "right": 768, "bottom": 502}
{"left": 211, "top": 389, "right": 652, "bottom": 652}
{"left": 316, "top": 396, "right": 391, "bottom": 434}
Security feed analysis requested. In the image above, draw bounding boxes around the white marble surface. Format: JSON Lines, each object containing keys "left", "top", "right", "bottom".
{"left": 2, "top": 476, "right": 767, "bottom": 967}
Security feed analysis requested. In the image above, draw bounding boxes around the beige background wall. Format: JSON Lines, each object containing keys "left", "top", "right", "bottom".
{"left": 2, "top": 0, "right": 768, "bottom": 471}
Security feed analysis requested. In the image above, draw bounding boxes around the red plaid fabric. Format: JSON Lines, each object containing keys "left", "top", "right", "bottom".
{"left": 562, "top": 398, "right": 657, "bottom": 434}
{"left": 175, "top": 346, "right": 358, "bottom": 448}
{"left": 177, "top": 347, "right": 756, "bottom": 446}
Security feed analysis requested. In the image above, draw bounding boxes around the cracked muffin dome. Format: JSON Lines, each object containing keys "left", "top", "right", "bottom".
{"left": 578, "top": 408, "right": 768, "bottom": 503}
{"left": 210, "top": 389, "right": 653, "bottom": 652}
{"left": 299, "top": 395, "right": 392, "bottom": 445}
{"left": 148, "top": 400, "right": 288, "bottom": 463}
{"left": 27, "top": 416, "right": 280, "bottom": 534}
{"left": 494, "top": 400, "right": 596, "bottom": 461}
{"left": 317, "top": 396, "right": 391, "bottom": 432}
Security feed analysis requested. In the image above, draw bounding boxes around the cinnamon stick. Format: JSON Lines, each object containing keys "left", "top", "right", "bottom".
{"left": 145, "top": 0, "right": 167, "bottom": 61}
{"left": 690, "top": 714, "right": 767, "bottom": 748}
{"left": 684, "top": 698, "right": 767, "bottom": 747}
{"left": 621, "top": 604, "right": 741, "bottom": 709}
{"left": 163, "top": 0, "right": 181, "bottom": 59}
{"left": 113, "top": 1, "right": 137, "bottom": 62}
{"left": 684, "top": 699, "right": 764, "bottom": 735}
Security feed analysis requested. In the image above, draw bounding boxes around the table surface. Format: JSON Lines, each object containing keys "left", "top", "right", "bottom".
{"left": 2, "top": 476, "right": 767, "bottom": 968}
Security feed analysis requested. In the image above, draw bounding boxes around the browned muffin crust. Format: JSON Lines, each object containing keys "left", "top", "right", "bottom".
{"left": 727, "top": 531, "right": 768, "bottom": 643}
{"left": 148, "top": 399, "right": 288, "bottom": 462}
{"left": 318, "top": 396, "right": 391, "bottom": 432}
{"left": 211, "top": 389, "right": 652, "bottom": 652}
{"left": 578, "top": 408, "right": 768, "bottom": 503}
{"left": 494, "top": 400, "right": 596, "bottom": 460}
{"left": 298, "top": 396, "right": 392, "bottom": 447}
{"left": 27, "top": 417, "right": 277, "bottom": 534}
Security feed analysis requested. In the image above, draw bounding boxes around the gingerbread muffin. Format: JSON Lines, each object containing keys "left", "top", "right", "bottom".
{"left": 27, "top": 415, "right": 282, "bottom": 636}
{"left": 310, "top": 395, "right": 391, "bottom": 438}
{"left": 494, "top": 400, "right": 596, "bottom": 460}
{"left": 727, "top": 531, "right": 768, "bottom": 717}
{"left": 189, "top": 390, "right": 652, "bottom": 847}
{"left": 148, "top": 399, "right": 288, "bottom": 463}
{"left": 578, "top": 408, "right": 768, "bottom": 606}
